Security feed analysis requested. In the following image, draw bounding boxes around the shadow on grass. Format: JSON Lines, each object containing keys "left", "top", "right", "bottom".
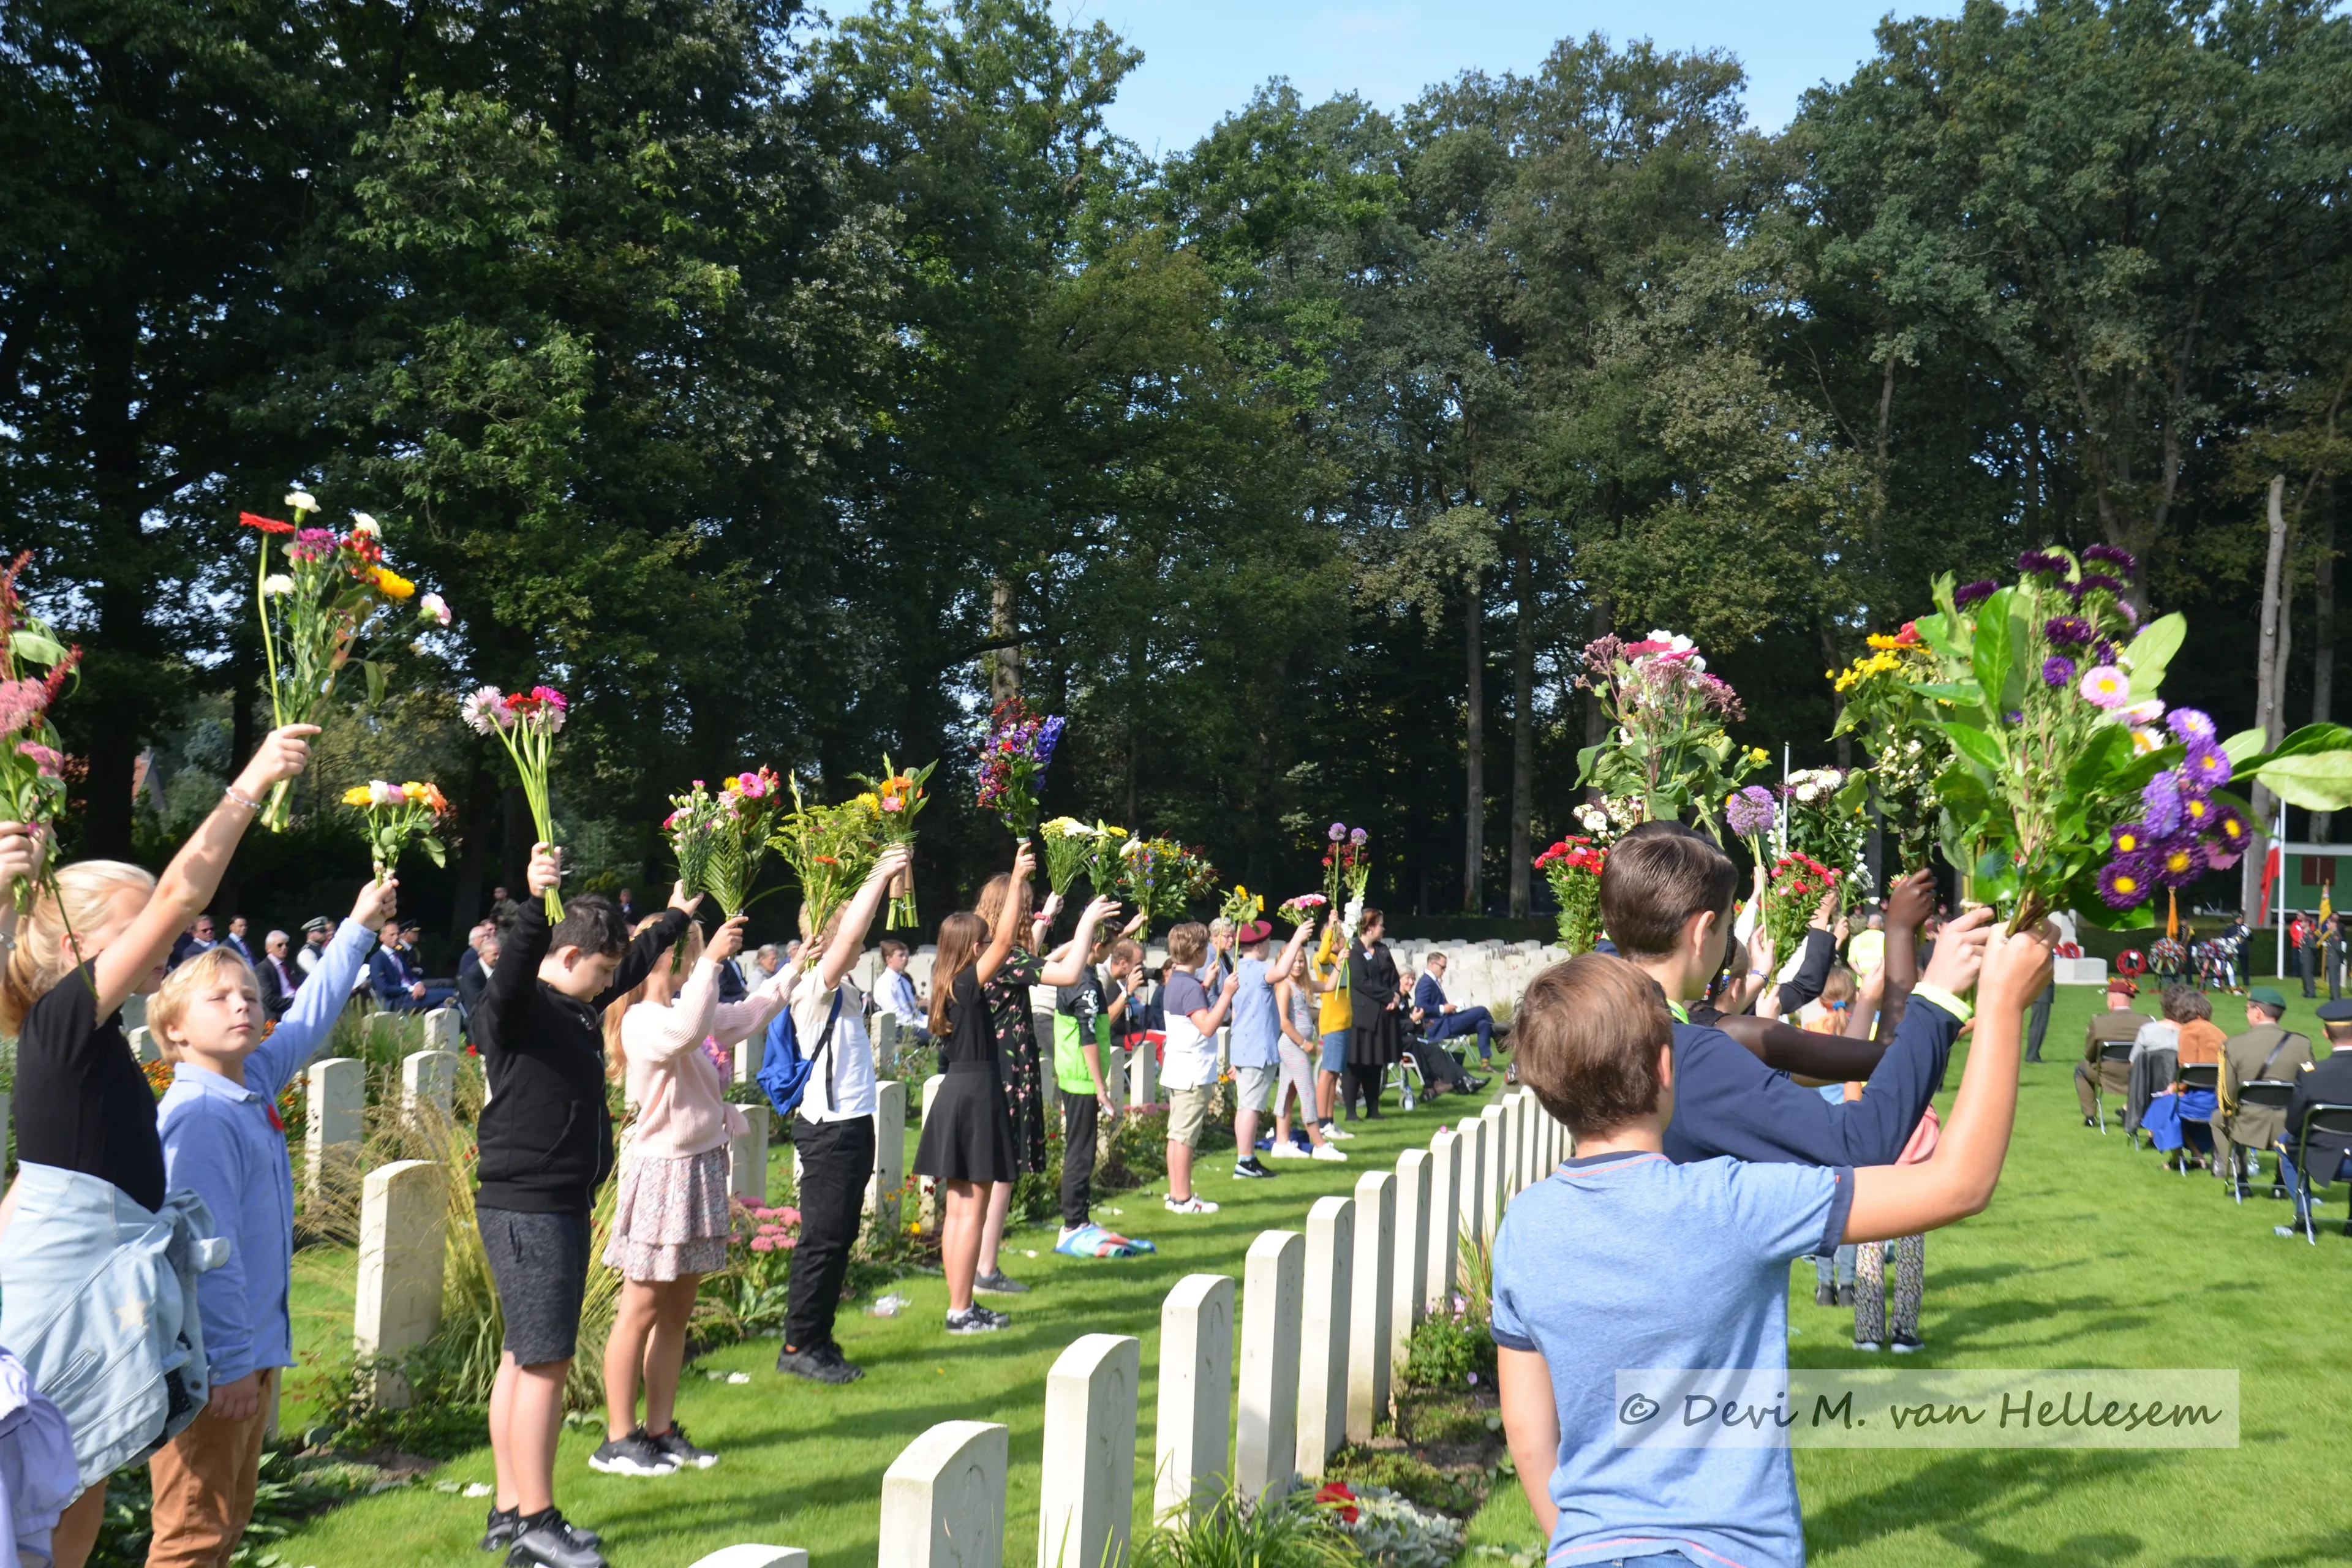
{"left": 1807, "top": 1449, "right": 2160, "bottom": 1561}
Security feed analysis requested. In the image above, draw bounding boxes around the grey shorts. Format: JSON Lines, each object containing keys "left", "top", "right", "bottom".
{"left": 479, "top": 1205, "right": 593, "bottom": 1366}
{"left": 1232, "top": 1063, "right": 1278, "bottom": 1114}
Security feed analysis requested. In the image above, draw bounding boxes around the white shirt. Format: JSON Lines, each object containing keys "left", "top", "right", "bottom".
{"left": 791, "top": 978, "right": 875, "bottom": 1122}
{"left": 1159, "top": 969, "right": 1219, "bottom": 1090}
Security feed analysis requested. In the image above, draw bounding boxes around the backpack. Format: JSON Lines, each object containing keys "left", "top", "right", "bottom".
{"left": 757, "top": 989, "right": 843, "bottom": 1121}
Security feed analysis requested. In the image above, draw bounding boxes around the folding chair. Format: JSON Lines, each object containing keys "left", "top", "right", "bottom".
{"left": 2229, "top": 1079, "right": 2297, "bottom": 1203}
{"left": 2095, "top": 1041, "right": 2136, "bottom": 1140}
{"left": 1384, "top": 1045, "right": 1427, "bottom": 1104}
{"left": 2176, "top": 1063, "right": 2219, "bottom": 1175}
{"left": 2289, "top": 1104, "right": 2352, "bottom": 1244}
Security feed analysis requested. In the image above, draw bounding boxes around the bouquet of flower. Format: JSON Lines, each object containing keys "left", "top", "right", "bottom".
{"left": 1574, "top": 630, "right": 1763, "bottom": 841}
{"left": 1220, "top": 884, "right": 1264, "bottom": 929}
{"left": 1572, "top": 793, "right": 1646, "bottom": 846}
{"left": 1831, "top": 624, "right": 1945, "bottom": 870}
{"left": 461, "top": 684, "right": 568, "bottom": 919}
{"left": 770, "top": 776, "right": 878, "bottom": 962}
{"left": 341, "top": 779, "right": 452, "bottom": 876}
{"left": 1765, "top": 852, "right": 1838, "bottom": 963}
{"left": 1119, "top": 837, "right": 1215, "bottom": 930}
{"left": 667, "top": 770, "right": 783, "bottom": 918}
{"left": 1041, "top": 816, "right": 1104, "bottom": 899}
{"left": 1533, "top": 836, "right": 1607, "bottom": 954}
{"left": 0, "top": 553, "right": 78, "bottom": 912}
{"left": 1277, "top": 892, "right": 1328, "bottom": 929}
{"left": 974, "top": 696, "right": 1065, "bottom": 839}
{"left": 242, "top": 494, "right": 450, "bottom": 831}
{"left": 1724, "top": 785, "right": 1777, "bottom": 873}
{"left": 1784, "top": 767, "right": 1873, "bottom": 905}
{"left": 850, "top": 757, "right": 933, "bottom": 929}
{"left": 1321, "top": 823, "right": 1371, "bottom": 910}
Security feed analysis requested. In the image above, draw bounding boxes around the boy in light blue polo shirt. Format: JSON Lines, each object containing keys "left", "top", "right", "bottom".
{"left": 146, "top": 876, "right": 389, "bottom": 1562}
{"left": 1493, "top": 933, "right": 2046, "bottom": 1567}
{"left": 1226, "top": 919, "right": 1316, "bottom": 1181}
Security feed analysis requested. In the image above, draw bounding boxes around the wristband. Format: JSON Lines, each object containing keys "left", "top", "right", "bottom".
{"left": 1910, "top": 982, "right": 1973, "bottom": 1025}
{"left": 222, "top": 785, "right": 263, "bottom": 813}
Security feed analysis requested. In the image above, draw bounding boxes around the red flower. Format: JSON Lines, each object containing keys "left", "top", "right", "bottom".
{"left": 238, "top": 511, "right": 296, "bottom": 535}
{"left": 1314, "top": 1482, "right": 1359, "bottom": 1524}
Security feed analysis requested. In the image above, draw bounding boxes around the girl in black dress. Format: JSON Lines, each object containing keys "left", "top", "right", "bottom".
{"left": 1346, "top": 907, "right": 1404, "bottom": 1120}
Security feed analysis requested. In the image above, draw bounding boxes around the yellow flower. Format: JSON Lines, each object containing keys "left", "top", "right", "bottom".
{"left": 371, "top": 565, "right": 416, "bottom": 600}
{"left": 856, "top": 792, "right": 881, "bottom": 812}
{"left": 341, "top": 785, "right": 373, "bottom": 805}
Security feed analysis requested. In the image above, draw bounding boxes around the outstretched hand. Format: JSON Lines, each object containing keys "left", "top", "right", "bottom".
{"left": 233, "top": 724, "right": 320, "bottom": 796}
{"left": 350, "top": 873, "right": 398, "bottom": 929}
{"left": 527, "top": 843, "right": 563, "bottom": 898}
{"left": 1919, "top": 906, "right": 1995, "bottom": 997}
{"left": 668, "top": 880, "right": 704, "bottom": 916}
{"left": 1885, "top": 869, "right": 1935, "bottom": 932}
{"left": 708, "top": 914, "right": 750, "bottom": 963}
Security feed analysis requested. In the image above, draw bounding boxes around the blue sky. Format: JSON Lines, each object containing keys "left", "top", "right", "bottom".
{"left": 977, "top": 0, "right": 1959, "bottom": 156}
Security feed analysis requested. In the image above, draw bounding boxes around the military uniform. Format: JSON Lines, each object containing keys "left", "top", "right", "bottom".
{"left": 2218, "top": 1019, "right": 2315, "bottom": 1178}
{"left": 2277, "top": 1001, "right": 2352, "bottom": 1232}
{"left": 2074, "top": 999, "right": 2146, "bottom": 1123}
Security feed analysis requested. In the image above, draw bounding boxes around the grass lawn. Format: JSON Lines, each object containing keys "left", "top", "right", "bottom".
{"left": 273, "top": 979, "right": 2352, "bottom": 1566}
{"left": 273, "top": 1074, "right": 1491, "bottom": 1566}
{"left": 1462, "top": 982, "right": 2352, "bottom": 1567}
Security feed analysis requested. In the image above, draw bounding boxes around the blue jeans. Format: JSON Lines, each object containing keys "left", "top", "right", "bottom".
{"left": 1427, "top": 1006, "right": 1494, "bottom": 1060}
{"left": 1815, "top": 1243, "right": 1857, "bottom": 1288}
{"left": 2282, "top": 1147, "right": 2352, "bottom": 1226}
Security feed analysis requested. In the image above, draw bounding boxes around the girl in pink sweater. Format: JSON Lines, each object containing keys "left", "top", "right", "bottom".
{"left": 594, "top": 911, "right": 795, "bottom": 1476}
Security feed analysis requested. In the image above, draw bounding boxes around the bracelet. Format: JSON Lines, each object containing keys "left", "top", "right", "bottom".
{"left": 222, "top": 785, "right": 263, "bottom": 813}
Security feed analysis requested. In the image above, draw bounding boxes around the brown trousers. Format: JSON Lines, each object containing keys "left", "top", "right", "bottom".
{"left": 2074, "top": 1058, "right": 2131, "bottom": 1120}
{"left": 145, "top": 1369, "right": 276, "bottom": 1568}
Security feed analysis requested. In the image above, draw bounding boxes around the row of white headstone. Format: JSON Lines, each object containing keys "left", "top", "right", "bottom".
{"left": 687, "top": 1084, "right": 1570, "bottom": 1568}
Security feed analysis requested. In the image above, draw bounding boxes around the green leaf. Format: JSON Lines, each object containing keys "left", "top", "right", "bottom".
{"left": 1939, "top": 721, "right": 2004, "bottom": 774}
{"left": 1935, "top": 762, "right": 1991, "bottom": 825}
{"left": 1913, "top": 610, "right": 1959, "bottom": 659}
{"left": 2062, "top": 723, "right": 2132, "bottom": 804}
{"left": 2122, "top": 612, "right": 2187, "bottom": 699}
{"left": 363, "top": 659, "right": 386, "bottom": 706}
{"left": 1971, "top": 587, "right": 2015, "bottom": 705}
{"left": 420, "top": 834, "right": 448, "bottom": 868}
{"left": 2243, "top": 750, "right": 2352, "bottom": 811}
{"left": 9, "top": 630, "right": 65, "bottom": 666}
{"left": 2221, "top": 727, "right": 2266, "bottom": 765}
{"left": 1909, "top": 680, "right": 1985, "bottom": 707}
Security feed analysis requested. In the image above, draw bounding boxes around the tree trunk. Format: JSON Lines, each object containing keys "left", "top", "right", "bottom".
{"left": 78, "top": 306, "right": 148, "bottom": 861}
{"left": 2316, "top": 484, "right": 2337, "bottom": 842}
{"left": 448, "top": 749, "right": 492, "bottom": 941}
{"left": 1582, "top": 594, "right": 1612, "bottom": 754}
{"left": 988, "top": 574, "right": 1021, "bottom": 706}
{"left": 1463, "top": 573, "right": 1485, "bottom": 915}
{"left": 2248, "top": 474, "right": 2291, "bottom": 918}
{"left": 1507, "top": 540, "right": 1535, "bottom": 918}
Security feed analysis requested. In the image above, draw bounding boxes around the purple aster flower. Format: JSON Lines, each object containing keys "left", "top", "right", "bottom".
{"left": 2082, "top": 543, "right": 2139, "bottom": 580}
{"left": 2005, "top": 709, "right": 2025, "bottom": 725}
{"left": 2109, "top": 821, "right": 2154, "bottom": 857}
{"left": 2042, "top": 655, "right": 2076, "bottom": 687}
{"left": 2044, "top": 616, "right": 2095, "bottom": 648}
{"left": 2115, "top": 599, "right": 2139, "bottom": 627}
{"left": 2016, "top": 550, "right": 2069, "bottom": 578}
{"left": 2098, "top": 855, "right": 2155, "bottom": 910}
{"left": 2070, "top": 573, "right": 2124, "bottom": 601}
{"left": 1725, "top": 785, "right": 1777, "bottom": 839}
{"left": 2141, "top": 772, "right": 2184, "bottom": 835}
{"left": 1953, "top": 579, "right": 1999, "bottom": 608}
{"left": 2182, "top": 741, "right": 2231, "bottom": 793}
{"left": 2166, "top": 708, "right": 2217, "bottom": 744}
{"left": 2092, "top": 639, "right": 2120, "bottom": 665}
{"left": 2211, "top": 804, "right": 2250, "bottom": 850}
{"left": 2151, "top": 836, "right": 2205, "bottom": 888}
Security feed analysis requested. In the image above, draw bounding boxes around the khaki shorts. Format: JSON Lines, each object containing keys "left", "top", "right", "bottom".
{"left": 1232, "top": 1063, "right": 1278, "bottom": 1115}
{"left": 1167, "top": 1084, "right": 1215, "bottom": 1147}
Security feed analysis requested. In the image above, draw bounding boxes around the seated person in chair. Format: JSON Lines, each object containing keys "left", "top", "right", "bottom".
{"left": 368, "top": 919, "right": 456, "bottom": 1013}
{"left": 2220, "top": 986, "right": 2314, "bottom": 1191}
{"left": 1414, "top": 951, "right": 1497, "bottom": 1065}
{"left": 2074, "top": 978, "right": 2144, "bottom": 1127}
{"left": 2160, "top": 984, "right": 2228, "bottom": 1172}
{"left": 2274, "top": 1000, "right": 2352, "bottom": 1236}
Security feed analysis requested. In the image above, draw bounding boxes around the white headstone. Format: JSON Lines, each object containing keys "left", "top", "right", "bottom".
{"left": 1479, "top": 1104, "right": 1508, "bottom": 1237}
{"left": 1461, "top": 1114, "right": 1490, "bottom": 1248}
{"left": 401, "top": 1049, "right": 458, "bottom": 1124}
{"left": 364, "top": 1010, "right": 408, "bottom": 1057}
{"left": 1346, "top": 1169, "right": 1395, "bottom": 1444}
{"left": 1295, "top": 1194, "right": 1353, "bottom": 1478}
{"left": 1036, "top": 1333, "right": 1139, "bottom": 1568}
{"left": 421, "top": 1006, "right": 461, "bottom": 1054}
{"left": 128, "top": 1025, "right": 157, "bottom": 1063}
{"left": 120, "top": 993, "right": 146, "bottom": 1032}
{"left": 730, "top": 1103, "right": 771, "bottom": 1204}
{"left": 880, "top": 1420, "right": 1007, "bottom": 1568}
{"left": 689, "top": 1550, "right": 809, "bottom": 1568}
{"left": 304, "top": 1057, "right": 364, "bottom": 1202}
{"left": 1496, "top": 1094, "right": 1521, "bottom": 1199}
{"left": 1236, "top": 1231, "right": 1303, "bottom": 1504}
{"left": 1426, "top": 1129, "right": 1461, "bottom": 1312}
{"left": 353, "top": 1159, "right": 445, "bottom": 1407}
{"left": 1154, "top": 1273, "right": 1235, "bottom": 1519}
{"left": 1128, "top": 1040, "right": 1157, "bottom": 1107}
{"left": 1390, "top": 1149, "right": 1431, "bottom": 1366}
{"left": 869, "top": 1079, "right": 907, "bottom": 1219}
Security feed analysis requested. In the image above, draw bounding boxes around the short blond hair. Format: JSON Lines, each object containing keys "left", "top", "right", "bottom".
{"left": 0, "top": 861, "right": 158, "bottom": 1036}
{"left": 149, "top": 946, "right": 262, "bottom": 1052}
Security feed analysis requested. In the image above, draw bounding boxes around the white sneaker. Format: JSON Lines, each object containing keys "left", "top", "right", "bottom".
{"left": 1164, "top": 1194, "right": 1219, "bottom": 1215}
{"left": 1311, "top": 1143, "right": 1349, "bottom": 1162}
{"left": 1321, "top": 1123, "right": 1355, "bottom": 1141}
{"left": 1853, "top": 1339, "right": 1882, "bottom": 1352}
{"left": 1265, "top": 1142, "right": 1309, "bottom": 1159}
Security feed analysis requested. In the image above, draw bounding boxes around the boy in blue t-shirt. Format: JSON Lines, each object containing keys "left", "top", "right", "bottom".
{"left": 1493, "top": 932, "right": 2048, "bottom": 1567}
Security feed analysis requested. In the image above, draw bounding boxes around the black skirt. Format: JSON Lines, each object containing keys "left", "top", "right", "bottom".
{"left": 913, "top": 1064, "right": 1019, "bottom": 1185}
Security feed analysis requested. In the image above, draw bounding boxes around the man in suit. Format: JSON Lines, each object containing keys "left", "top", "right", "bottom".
{"left": 168, "top": 914, "right": 217, "bottom": 971}
{"left": 1412, "top": 952, "right": 1497, "bottom": 1065}
{"left": 2220, "top": 989, "right": 2315, "bottom": 1194}
{"left": 222, "top": 914, "right": 255, "bottom": 963}
{"left": 2075, "top": 978, "right": 2145, "bottom": 1127}
{"left": 370, "top": 919, "right": 455, "bottom": 1012}
{"left": 457, "top": 929, "right": 499, "bottom": 1019}
{"left": 254, "top": 929, "right": 301, "bottom": 1019}
{"left": 2276, "top": 999, "right": 2352, "bottom": 1237}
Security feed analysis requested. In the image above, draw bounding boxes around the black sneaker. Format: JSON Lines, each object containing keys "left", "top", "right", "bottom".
{"left": 1232, "top": 1157, "right": 1276, "bottom": 1180}
{"left": 946, "top": 1305, "right": 1006, "bottom": 1334}
{"left": 587, "top": 1427, "right": 677, "bottom": 1477}
{"left": 506, "top": 1511, "right": 607, "bottom": 1568}
{"left": 1814, "top": 1282, "right": 1837, "bottom": 1308}
{"left": 777, "top": 1341, "right": 865, "bottom": 1384}
{"left": 484, "top": 1510, "right": 596, "bottom": 1552}
{"left": 649, "top": 1423, "right": 718, "bottom": 1469}
{"left": 1889, "top": 1332, "right": 1924, "bottom": 1354}
{"left": 974, "top": 1268, "right": 1030, "bottom": 1295}
{"left": 1836, "top": 1285, "right": 1856, "bottom": 1308}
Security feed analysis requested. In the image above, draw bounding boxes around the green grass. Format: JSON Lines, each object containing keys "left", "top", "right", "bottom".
{"left": 1466, "top": 984, "right": 2352, "bottom": 1566}
{"left": 271, "top": 1082, "right": 1488, "bottom": 1566}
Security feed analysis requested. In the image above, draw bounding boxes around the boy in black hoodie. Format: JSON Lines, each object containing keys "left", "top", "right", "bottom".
{"left": 475, "top": 845, "right": 693, "bottom": 1568}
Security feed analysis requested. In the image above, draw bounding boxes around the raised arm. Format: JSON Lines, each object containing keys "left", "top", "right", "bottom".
{"left": 976, "top": 843, "right": 1035, "bottom": 987}
{"left": 816, "top": 846, "right": 908, "bottom": 993}
{"left": 90, "top": 726, "right": 316, "bottom": 1019}
{"left": 1845, "top": 924, "right": 2052, "bottom": 1242}
{"left": 1040, "top": 895, "right": 1119, "bottom": 986}
{"left": 598, "top": 887, "right": 695, "bottom": 1010}
{"left": 248, "top": 875, "right": 393, "bottom": 1097}
{"left": 1874, "top": 869, "right": 1934, "bottom": 1042}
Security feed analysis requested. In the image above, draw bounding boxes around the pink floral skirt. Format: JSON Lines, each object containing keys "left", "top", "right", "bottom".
{"left": 603, "top": 1144, "right": 731, "bottom": 1281}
